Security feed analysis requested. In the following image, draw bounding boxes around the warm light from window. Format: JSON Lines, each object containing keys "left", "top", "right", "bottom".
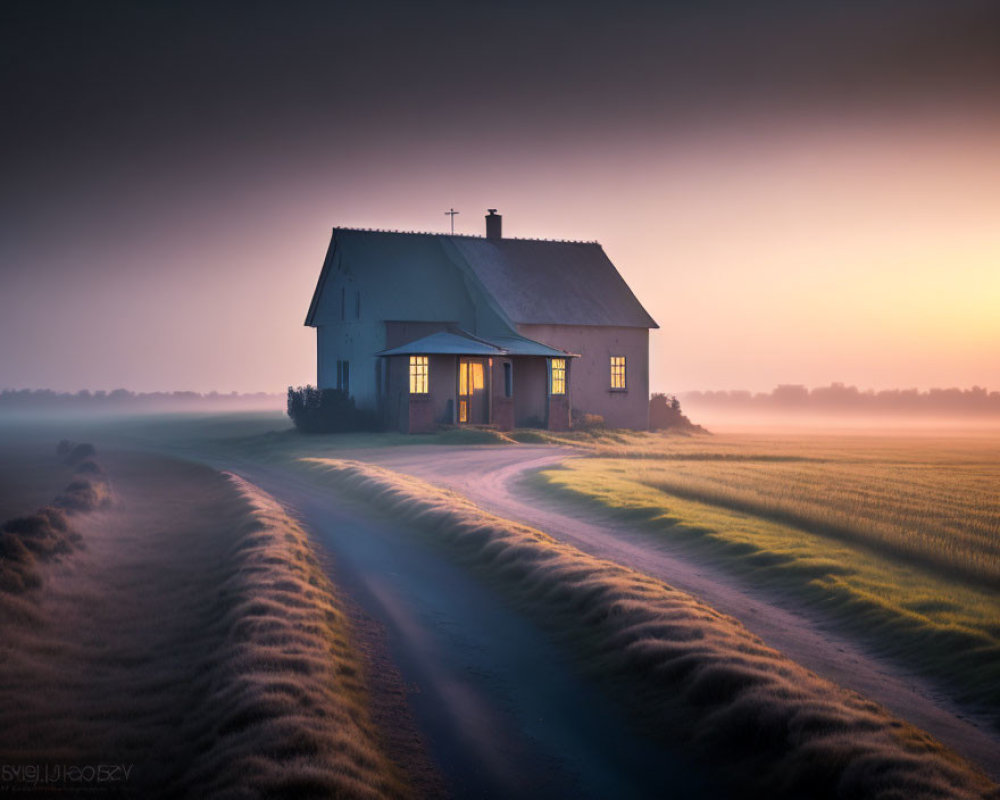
{"left": 460, "top": 361, "right": 485, "bottom": 395}
{"left": 409, "top": 355, "right": 428, "bottom": 394}
{"left": 610, "top": 356, "right": 626, "bottom": 390}
{"left": 551, "top": 358, "right": 566, "bottom": 395}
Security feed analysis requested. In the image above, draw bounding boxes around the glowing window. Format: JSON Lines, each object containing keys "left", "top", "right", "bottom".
{"left": 610, "top": 356, "right": 626, "bottom": 390}
{"left": 550, "top": 358, "right": 566, "bottom": 395}
{"left": 459, "top": 361, "right": 485, "bottom": 395}
{"left": 409, "top": 356, "right": 428, "bottom": 394}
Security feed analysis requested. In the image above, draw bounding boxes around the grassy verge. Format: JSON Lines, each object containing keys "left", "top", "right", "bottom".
{"left": 0, "top": 441, "right": 109, "bottom": 595}
{"left": 0, "top": 452, "right": 406, "bottom": 799}
{"left": 178, "top": 474, "right": 406, "bottom": 799}
{"left": 300, "top": 457, "right": 997, "bottom": 800}
{"left": 532, "top": 459, "right": 1000, "bottom": 717}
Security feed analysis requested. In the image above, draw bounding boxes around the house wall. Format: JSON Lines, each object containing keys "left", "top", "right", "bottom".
{"left": 428, "top": 354, "right": 457, "bottom": 424}
{"left": 513, "top": 357, "right": 548, "bottom": 427}
{"left": 517, "top": 324, "right": 650, "bottom": 430}
{"left": 385, "top": 321, "right": 455, "bottom": 349}
{"left": 548, "top": 394, "right": 570, "bottom": 431}
{"left": 383, "top": 355, "right": 407, "bottom": 430}
{"left": 383, "top": 353, "right": 457, "bottom": 432}
{"left": 491, "top": 357, "right": 514, "bottom": 431}
{"left": 315, "top": 321, "right": 384, "bottom": 408}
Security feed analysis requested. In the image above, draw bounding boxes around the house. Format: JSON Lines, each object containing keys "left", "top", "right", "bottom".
{"left": 304, "top": 210, "right": 658, "bottom": 433}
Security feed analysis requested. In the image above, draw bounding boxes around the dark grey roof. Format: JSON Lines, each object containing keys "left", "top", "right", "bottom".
{"left": 447, "top": 237, "right": 658, "bottom": 328}
{"left": 306, "top": 228, "right": 658, "bottom": 330}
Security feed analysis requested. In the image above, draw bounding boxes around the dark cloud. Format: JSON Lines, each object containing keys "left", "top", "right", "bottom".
{"left": 3, "top": 0, "right": 998, "bottom": 166}
{"left": 3, "top": 0, "right": 997, "bottom": 240}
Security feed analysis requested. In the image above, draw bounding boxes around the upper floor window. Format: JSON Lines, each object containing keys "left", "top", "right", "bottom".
{"left": 409, "top": 355, "right": 429, "bottom": 394}
{"left": 550, "top": 358, "right": 566, "bottom": 395}
{"left": 610, "top": 356, "right": 626, "bottom": 390}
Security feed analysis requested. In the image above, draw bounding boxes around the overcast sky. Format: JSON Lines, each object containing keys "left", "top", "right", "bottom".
{"left": 2, "top": 0, "right": 998, "bottom": 393}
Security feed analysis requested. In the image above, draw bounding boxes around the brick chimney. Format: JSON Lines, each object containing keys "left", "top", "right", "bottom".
{"left": 485, "top": 209, "right": 502, "bottom": 240}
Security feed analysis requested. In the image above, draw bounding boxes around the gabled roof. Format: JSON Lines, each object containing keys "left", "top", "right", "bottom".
{"left": 306, "top": 228, "right": 658, "bottom": 330}
{"left": 447, "top": 237, "right": 658, "bottom": 329}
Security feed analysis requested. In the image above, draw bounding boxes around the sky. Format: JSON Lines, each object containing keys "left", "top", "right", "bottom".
{"left": 2, "top": 0, "right": 998, "bottom": 394}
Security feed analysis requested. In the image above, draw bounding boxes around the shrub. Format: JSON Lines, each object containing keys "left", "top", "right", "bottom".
{"left": 650, "top": 393, "right": 706, "bottom": 432}
{"left": 286, "top": 386, "right": 379, "bottom": 434}
{"left": 572, "top": 412, "right": 606, "bottom": 431}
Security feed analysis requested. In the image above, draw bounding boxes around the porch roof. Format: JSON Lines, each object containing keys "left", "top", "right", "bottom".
{"left": 376, "top": 329, "right": 576, "bottom": 358}
{"left": 376, "top": 331, "right": 506, "bottom": 357}
{"left": 488, "top": 334, "right": 577, "bottom": 358}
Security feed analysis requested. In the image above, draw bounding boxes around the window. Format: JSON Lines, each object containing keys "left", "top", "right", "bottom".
{"left": 459, "top": 361, "right": 484, "bottom": 394}
{"left": 610, "top": 356, "right": 626, "bottom": 390}
{"left": 409, "top": 355, "right": 429, "bottom": 394}
{"left": 336, "top": 360, "right": 350, "bottom": 394}
{"left": 550, "top": 358, "right": 566, "bottom": 395}
{"left": 503, "top": 362, "right": 513, "bottom": 397}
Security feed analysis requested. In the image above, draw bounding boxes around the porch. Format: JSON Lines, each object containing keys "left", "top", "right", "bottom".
{"left": 376, "top": 330, "right": 574, "bottom": 434}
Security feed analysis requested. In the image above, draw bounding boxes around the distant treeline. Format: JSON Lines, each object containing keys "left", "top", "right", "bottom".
{"left": 682, "top": 384, "right": 1000, "bottom": 416}
{"left": 0, "top": 388, "right": 283, "bottom": 412}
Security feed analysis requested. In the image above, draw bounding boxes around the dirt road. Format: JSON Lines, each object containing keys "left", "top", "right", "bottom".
{"left": 331, "top": 443, "right": 1000, "bottom": 781}
{"left": 230, "top": 460, "right": 720, "bottom": 799}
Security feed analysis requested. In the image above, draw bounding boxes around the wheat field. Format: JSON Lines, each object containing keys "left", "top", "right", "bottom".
{"left": 537, "top": 431, "right": 1000, "bottom": 714}
{"left": 632, "top": 447, "right": 999, "bottom": 587}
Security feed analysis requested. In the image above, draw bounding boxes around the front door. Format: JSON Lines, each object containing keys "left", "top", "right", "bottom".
{"left": 458, "top": 358, "right": 489, "bottom": 424}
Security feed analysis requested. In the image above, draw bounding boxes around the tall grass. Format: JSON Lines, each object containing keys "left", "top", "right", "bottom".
{"left": 177, "top": 475, "right": 407, "bottom": 799}
{"left": 302, "top": 457, "right": 997, "bottom": 800}
{"left": 0, "top": 441, "right": 110, "bottom": 594}
{"left": 0, "top": 454, "right": 405, "bottom": 799}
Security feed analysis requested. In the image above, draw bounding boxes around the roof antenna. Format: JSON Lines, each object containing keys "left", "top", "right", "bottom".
{"left": 444, "top": 208, "right": 459, "bottom": 234}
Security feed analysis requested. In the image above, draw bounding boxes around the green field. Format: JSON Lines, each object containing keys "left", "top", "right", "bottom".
{"left": 535, "top": 431, "right": 1000, "bottom": 715}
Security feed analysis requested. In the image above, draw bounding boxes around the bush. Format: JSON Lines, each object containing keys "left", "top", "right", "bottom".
{"left": 572, "top": 412, "right": 606, "bottom": 431}
{"left": 649, "top": 393, "right": 706, "bottom": 432}
{"left": 286, "top": 386, "right": 379, "bottom": 434}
